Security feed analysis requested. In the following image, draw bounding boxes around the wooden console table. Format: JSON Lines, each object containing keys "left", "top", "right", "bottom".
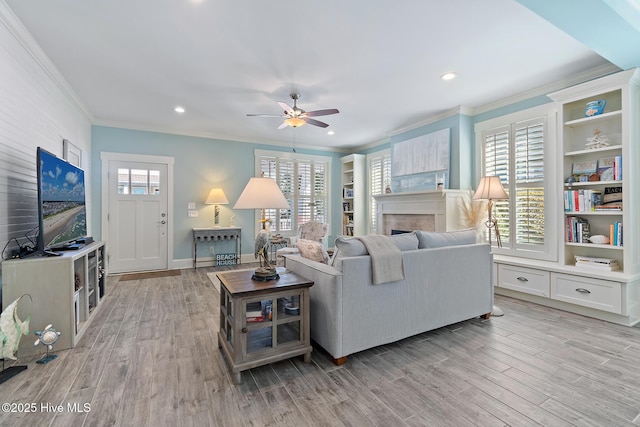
{"left": 192, "top": 227, "right": 241, "bottom": 269}
{"left": 217, "top": 268, "right": 313, "bottom": 384}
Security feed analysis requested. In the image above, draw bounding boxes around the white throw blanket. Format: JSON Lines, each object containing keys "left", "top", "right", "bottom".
{"left": 356, "top": 235, "right": 405, "bottom": 284}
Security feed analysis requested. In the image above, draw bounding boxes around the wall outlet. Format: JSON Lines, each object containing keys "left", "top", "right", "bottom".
{"left": 188, "top": 210, "right": 198, "bottom": 218}
{"left": 188, "top": 202, "right": 196, "bottom": 209}
{"left": 209, "top": 246, "right": 215, "bottom": 254}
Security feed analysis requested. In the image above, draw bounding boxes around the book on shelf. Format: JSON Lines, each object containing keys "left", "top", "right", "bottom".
{"left": 597, "top": 156, "right": 615, "bottom": 181}
{"left": 574, "top": 255, "right": 616, "bottom": 264}
{"left": 246, "top": 310, "right": 265, "bottom": 323}
{"left": 600, "top": 186, "right": 622, "bottom": 210}
{"left": 609, "top": 222, "right": 623, "bottom": 246}
{"left": 565, "top": 216, "right": 589, "bottom": 243}
{"left": 594, "top": 204, "right": 621, "bottom": 211}
{"left": 598, "top": 156, "right": 623, "bottom": 181}
{"left": 564, "top": 189, "right": 601, "bottom": 212}
{"left": 572, "top": 160, "right": 597, "bottom": 175}
{"left": 574, "top": 261, "right": 620, "bottom": 272}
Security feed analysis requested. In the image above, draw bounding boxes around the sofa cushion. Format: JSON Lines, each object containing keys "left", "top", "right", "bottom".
{"left": 331, "top": 233, "right": 420, "bottom": 270}
{"left": 297, "top": 239, "right": 330, "bottom": 264}
{"left": 416, "top": 229, "right": 477, "bottom": 249}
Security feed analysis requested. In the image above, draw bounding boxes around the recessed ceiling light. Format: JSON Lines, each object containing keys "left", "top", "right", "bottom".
{"left": 327, "top": 130, "right": 335, "bottom": 135}
{"left": 441, "top": 72, "right": 457, "bottom": 81}
{"left": 174, "top": 106, "right": 185, "bottom": 113}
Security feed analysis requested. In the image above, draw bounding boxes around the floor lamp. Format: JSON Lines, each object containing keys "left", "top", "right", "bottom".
{"left": 473, "top": 176, "right": 508, "bottom": 317}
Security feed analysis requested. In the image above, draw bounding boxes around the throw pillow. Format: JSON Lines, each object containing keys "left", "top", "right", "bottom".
{"left": 297, "top": 239, "right": 330, "bottom": 264}
{"left": 416, "top": 228, "right": 477, "bottom": 249}
{"left": 390, "top": 231, "right": 419, "bottom": 251}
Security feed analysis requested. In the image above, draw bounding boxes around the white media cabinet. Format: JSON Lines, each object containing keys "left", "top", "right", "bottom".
{"left": 2, "top": 241, "right": 106, "bottom": 357}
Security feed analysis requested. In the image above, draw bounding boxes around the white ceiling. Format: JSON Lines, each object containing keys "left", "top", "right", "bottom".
{"left": 6, "top": 0, "right": 613, "bottom": 150}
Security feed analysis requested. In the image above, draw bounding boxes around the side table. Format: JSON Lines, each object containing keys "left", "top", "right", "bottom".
{"left": 217, "top": 268, "right": 314, "bottom": 384}
{"left": 192, "top": 227, "right": 241, "bottom": 269}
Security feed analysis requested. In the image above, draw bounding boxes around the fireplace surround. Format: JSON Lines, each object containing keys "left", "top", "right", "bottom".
{"left": 374, "top": 190, "right": 467, "bottom": 235}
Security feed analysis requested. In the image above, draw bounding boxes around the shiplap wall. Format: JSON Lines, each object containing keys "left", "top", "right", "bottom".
{"left": 0, "top": 3, "right": 91, "bottom": 261}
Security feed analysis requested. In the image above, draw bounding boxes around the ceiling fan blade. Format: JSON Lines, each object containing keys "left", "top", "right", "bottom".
{"left": 278, "top": 102, "right": 295, "bottom": 115}
{"left": 302, "top": 108, "right": 339, "bottom": 117}
{"left": 277, "top": 121, "right": 289, "bottom": 129}
{"left": 247, "top": 113, "right": 286, "bottom": 117}
{"left": 305, "top": 118, "right": 330, "bottom": 128}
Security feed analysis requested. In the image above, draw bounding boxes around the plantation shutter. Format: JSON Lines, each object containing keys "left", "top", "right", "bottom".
{"left": 258, "top": 155, "right": 328, "bottom": 233}
{"left": 483, "top": 126, "right": 511, "bottom": 247}
{"left": 514, "top": 119, "right": 545, "bottom": 245}
{"left": 313, "top": 162, "right": 328, "bottom": 224}
{"left": 482, "top": 117, "right": 546, "bottom": 250}
{"left": 368, "top": 151, "right": 391, "bottom": 233}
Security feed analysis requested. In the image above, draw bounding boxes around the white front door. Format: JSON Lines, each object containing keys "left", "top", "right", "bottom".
{"left": 106, "top": 159, "right": 169, "bottom": 273}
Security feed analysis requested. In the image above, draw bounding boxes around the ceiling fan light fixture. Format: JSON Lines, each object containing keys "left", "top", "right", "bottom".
{"left": 285, "top": 117, "right": 306, "bottom": 128}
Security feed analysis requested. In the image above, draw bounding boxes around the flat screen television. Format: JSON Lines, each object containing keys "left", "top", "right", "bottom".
{"left": 36, "top": 147, "right": 87, "bottom": 252}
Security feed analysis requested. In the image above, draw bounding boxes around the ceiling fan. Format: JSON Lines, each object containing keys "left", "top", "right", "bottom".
{"left": 247, "top": 93, "right": 339, "bottom": 129}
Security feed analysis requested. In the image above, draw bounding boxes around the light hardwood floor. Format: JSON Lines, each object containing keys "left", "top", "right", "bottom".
{"left": 2, "top": 264, "right": 640, "bottom": 426}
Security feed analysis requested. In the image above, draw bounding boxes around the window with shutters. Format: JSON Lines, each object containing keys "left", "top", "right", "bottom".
{"left": 367, "top": 149, "right": 391, "bottom": 233}
{"left": 256, "top": 150, "right": 330, "bottom": 235}
{"left": 476, "top": 104, "right": 556, "bottom": 260}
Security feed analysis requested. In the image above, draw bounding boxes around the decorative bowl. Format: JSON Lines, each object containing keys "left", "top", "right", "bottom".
{"left": 588, "top": 235, "right": 610, "bottom": 245}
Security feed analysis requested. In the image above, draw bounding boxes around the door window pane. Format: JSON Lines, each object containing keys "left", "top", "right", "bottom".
{"left": 117, "top": 168, "right": 161, "bottom": 195}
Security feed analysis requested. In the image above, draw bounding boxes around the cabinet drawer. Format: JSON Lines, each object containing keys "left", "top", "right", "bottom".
{"left": 497, "top": 264, "right": 550, "bottom": 297}
{"left": 551, "top": 273, "right": 622, "bottom": 314}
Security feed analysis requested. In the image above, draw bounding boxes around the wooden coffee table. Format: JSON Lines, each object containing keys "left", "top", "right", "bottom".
{"left": 217, "top": 268, "right": 314, "bottom": 384}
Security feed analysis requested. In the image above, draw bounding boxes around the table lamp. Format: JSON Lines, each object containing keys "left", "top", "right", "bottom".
{"left": 205, "top": 188, "right": 229, "bottom": 226}
{"left": 233, "top": 174, "right": 290, "bottom": 281}
{"left": 473, "top": 175, "right": 508, "bottom": 316}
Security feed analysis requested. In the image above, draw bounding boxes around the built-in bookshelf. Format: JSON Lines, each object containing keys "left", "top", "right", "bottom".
{"left": 340, "top": 154, "right": 365, "bottom": 236}
{"left": 494, "top": 69, "right": 640, "bottom": 327}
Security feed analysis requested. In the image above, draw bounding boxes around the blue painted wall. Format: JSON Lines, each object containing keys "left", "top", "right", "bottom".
{"left": 91, "top": 126, "right": 343, "bottom": 262}
{"left": 91, "top": 92, "right": 556, "bottom": 263}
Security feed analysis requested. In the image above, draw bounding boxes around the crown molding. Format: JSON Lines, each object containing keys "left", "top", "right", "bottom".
{"left": 92, "top": 119, "right": 351, "bottom": 154}
{"left": 470, "top": 63, "right": 621, "bottom": 115}
{"left": 0, "top": 1, "right": 94, "bottom": 122}
{"left": 387, "top": 105, "right": 473, "bottom": 137}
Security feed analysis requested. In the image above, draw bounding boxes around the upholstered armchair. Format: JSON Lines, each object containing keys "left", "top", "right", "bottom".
{"left": 276, "top": 220, "right": 328, "bottom": 266}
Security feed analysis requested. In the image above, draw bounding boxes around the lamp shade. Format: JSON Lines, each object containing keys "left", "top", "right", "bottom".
{"left": 473, "top": 176, "right": 508, "bottom": 201}
{"left": 205, "top": 188, "right": 229, "bottom": 205}
{"left": 233, "top": 177, "right": 289, "bottom": 209}
{"left": 284, "top": 117, "right": 306, "bottom": 128}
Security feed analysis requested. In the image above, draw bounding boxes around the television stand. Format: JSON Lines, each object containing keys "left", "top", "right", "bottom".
{"left": 2, "top": 241, "right": 107, "bottom": 357}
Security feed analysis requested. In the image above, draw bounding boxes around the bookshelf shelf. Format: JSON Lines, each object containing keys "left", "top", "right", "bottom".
{"left": 564, "top": 109, "right": 622, "bottom": 127}
{"left": 565, "top": 144, "right": 623, "bottom": 157}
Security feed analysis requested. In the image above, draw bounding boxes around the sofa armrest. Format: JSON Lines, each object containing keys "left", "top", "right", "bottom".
{"left": 285, "top": 255, "right": 345, "bottom": 358}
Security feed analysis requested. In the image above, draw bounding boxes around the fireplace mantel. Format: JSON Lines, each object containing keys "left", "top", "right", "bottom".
{"left": 374, "top": 190, "right": 467, "bottom": 234}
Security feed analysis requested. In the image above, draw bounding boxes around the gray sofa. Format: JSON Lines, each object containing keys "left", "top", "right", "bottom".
{"left": 285, "top": 231, "right": 493, "bottom": 363}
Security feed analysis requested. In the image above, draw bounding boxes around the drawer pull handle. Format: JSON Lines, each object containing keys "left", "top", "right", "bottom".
{"left": 241, "top": 327, "right": 248, "bottom": 333}
{"left": 516, "top": 277, "right": 529, "bottom": 282}
{"left": 575, "top": 288, "right": 591, "bottom": 294}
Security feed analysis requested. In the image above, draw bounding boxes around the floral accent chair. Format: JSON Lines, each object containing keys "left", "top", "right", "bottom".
{"left": 276, "top": 220, "right": 328, "bottom": 266}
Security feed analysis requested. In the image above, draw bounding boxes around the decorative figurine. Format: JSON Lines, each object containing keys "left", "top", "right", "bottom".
{"left": 0, "top": 294, "right": 31, "bottom": 384}
{"left": 34, "top": 324, "right": 61, "bottom": 364}
{"left": 585, "top": 128, "right": 609, "bottom": 150}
